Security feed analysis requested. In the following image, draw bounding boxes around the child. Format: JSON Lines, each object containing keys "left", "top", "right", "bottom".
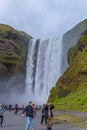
{"left": 47, "top": 117, "right": 53, "bottom": 130}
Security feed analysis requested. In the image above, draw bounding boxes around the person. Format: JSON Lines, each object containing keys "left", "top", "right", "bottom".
{"left": 41, "top": 104, "right": 47, "bottom": 125}
{"left": 14, "top": 104, "right": 18, "bottom": 114}
{"left": 0, "top": 103, "right": 6, "bottom": 127}
{"left": 8, "top": 104, "right": 12, "bottom": 111}
{"left": 22, "top": 104, "right": 25, "bottom": 110}
{"left": 31, "top": 103, "right": 36, "bottom": 130}
{"left": 22, "top": 101, "right": 36, "bottom": 130}
{"left": 45, "top": 102, "right": 55, "bottom": 130}
{"left": 45, "top": 103, "right": 55, "bottom": 119}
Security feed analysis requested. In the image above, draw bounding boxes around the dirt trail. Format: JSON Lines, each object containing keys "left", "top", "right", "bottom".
{"left": 0, "top": 110, "right": 87, "bottom": 130}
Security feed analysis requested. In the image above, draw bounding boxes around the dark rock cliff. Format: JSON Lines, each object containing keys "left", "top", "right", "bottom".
{"left": 61, "top": 19, "right": 87, "bottom": 73}
{"left": 0, "top": 24, "right": 32, "bottom": 94}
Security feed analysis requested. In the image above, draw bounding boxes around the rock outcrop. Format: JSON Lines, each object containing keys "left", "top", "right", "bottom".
{"left": 61, "top": 19, "right": 87, "bottom": 73}
{"left": 0, "top": 24, "right": 32, "bottom": 94}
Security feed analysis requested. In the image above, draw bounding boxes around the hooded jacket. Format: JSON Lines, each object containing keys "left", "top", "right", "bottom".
{"left": 22, "top": 105, "right": 33, "bottom": 117}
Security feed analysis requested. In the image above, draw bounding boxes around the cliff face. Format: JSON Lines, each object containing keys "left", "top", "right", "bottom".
{"left": 0, "top": 24, "right": 32, "bottom": 77}
{"left": 48, "top": 35, "right": 87, "bottom": 111}
{"left": 58, "top": 35, "right": 87, "bottom": 97}
{"left": 0, "top": 24, "right": 32, "bottom": 94}
{"left": 48, "top": 19, "right": 87, "bottom": 111}
{"left": 61, "top": 19, "right": 87, "bottom": 73}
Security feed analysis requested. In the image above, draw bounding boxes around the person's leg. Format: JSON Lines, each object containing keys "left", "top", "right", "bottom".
{"left": 45, "top": 117, "right": 48, "bottom": 125}
{"left": 15, "top": 109, "right": 17, "bottom": 114}
{"left": 0, "top": 115, "right": 3, "bottom": 126}
{"left": 41, "top": 116, "right": 44, "bottom": 124}
{"left": 47, "top": 128, "right": 51, "bottom": 130}
{"left": 31, "top": 118, "right": 35, "bottom": 130}
{"left": 45, "top": 117, "right": 47, "bottom": 125}
{"left": 25, "top": 117, "right": 32, "bottom": 130}
{"left": 0, "top": 116, "right": 1, "bottom": 125}
{"left": 47, "top": 117, "right": 52, "bottom": 130}
{"left": 16, "top": 108, "right": 18, "bottom": 114}
{"left": 1, "top": 116, "right": 3, "bottom": 126}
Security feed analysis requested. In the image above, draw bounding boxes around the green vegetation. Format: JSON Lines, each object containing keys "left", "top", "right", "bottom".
{"left": 48, "top": 35, "right": 87, "bottom": 112}
{"left": 53, "top": 113, "right": 85, "bottom": 124}
{"left": 0, "top": 24, "right": 31, "bottom": 38}
{"left": 68, "top": 45, "right": 77, "bottom": 65}
{"left": 51, "top": 88, "right": 87, "bottom": 112}
{"left": 0, "top": 24, "right": 32, "bottom": 75}
{"left": 78, "top": 120, "right": 87, "bottom": 128}
{"left": 0, "top": 54, "right": 5, "bottom": 62}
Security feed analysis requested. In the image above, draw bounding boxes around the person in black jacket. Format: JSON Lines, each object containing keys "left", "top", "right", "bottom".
{"left": 45, "top": 103, "right": 55, "bottom": 130}
{"left": 41, "top": 104, "right": 47, "bottom": 125}
{"left": 22, "top": 101, "right": 35, "bottom": 130}
{"left": 45, "top": 103, "right": 55, "bottom": 119}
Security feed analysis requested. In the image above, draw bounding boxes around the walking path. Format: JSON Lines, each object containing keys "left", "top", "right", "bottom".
{"left": 0, "top": 110, "right": 87, "bottom": 130}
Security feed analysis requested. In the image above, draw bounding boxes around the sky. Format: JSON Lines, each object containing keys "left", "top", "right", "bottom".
{"left": 0, "top": 0, "right": 87, "bottom": 38}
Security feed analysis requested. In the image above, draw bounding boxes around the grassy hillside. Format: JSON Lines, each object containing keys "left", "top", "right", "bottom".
{"left": 48, "top": 35, "right": 87, "bottom": 112}
{"left": 50, "top": 88, "right": 87, "bottom": 112}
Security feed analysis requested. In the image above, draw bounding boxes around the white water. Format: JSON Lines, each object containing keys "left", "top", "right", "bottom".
{"left": 25, "top": 37, "right": 63, "bottom": 104}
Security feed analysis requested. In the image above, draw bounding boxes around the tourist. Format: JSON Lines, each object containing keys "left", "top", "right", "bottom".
{"left": 14, "top": 104, "right": 18, "bottom": 114}
{"left": 22, "top": 104, "right": 25, "bottom": 110}
{"left": 41, "top": 104, "right": 47, "bottom": 125}
{"left": 0, "top": 103, "right": 6, "bottom": 127}
{"left": 45, "top": 102, "right": 55, "bottom": 130}
{"left": 45, "top": 102, "right": 55, "bottom": 118}
{"left": 8, "top": 104, "right": 13, "bottom": 111}
{"left": 31, "top": 103, "right": 36, "bottom": 130}
{"left": 22, "top": 101, "right": 36, "bottom": 130}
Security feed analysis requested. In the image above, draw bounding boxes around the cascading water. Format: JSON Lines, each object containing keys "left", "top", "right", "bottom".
{"left": 25, "top": 36, "right": 63, "bottom": 104}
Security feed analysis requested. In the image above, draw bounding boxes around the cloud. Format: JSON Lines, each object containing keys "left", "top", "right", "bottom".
{"left": 0, "top": 0, "right": 87, "bottom": 38}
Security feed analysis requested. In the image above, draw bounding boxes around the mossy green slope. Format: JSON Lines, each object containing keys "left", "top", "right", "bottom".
{"left": 0, "top": 24, "right": 32, "bottom": 77}
{"left": 48, "top": 35, "right": 87, "bottom": 112}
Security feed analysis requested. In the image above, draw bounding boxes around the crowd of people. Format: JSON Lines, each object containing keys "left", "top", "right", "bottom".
{"left": 0, "top": 101, "right": 55, "bottom": 130}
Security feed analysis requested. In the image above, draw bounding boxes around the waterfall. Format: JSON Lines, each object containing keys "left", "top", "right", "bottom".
{"left": 25, "top": 36, "right": 63, "bottom": 104}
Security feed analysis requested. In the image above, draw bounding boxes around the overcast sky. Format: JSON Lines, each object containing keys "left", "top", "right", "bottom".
{"left": 0, "top": 0, "right": 87, "bottom": 38}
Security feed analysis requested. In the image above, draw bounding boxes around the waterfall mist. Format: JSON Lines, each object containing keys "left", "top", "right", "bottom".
{"left": 0, "top": 74, "right": 26, "bottom": 106}
{"left": 0, "top": 37, "right": 63, "bottom": 106}
{"left": 25, "top": 36, "right": 63, "bottom": 104}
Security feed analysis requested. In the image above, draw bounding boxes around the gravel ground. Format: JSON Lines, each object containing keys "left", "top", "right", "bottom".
{"left": 0, "top": 110, "right": 87, "bottom": 130}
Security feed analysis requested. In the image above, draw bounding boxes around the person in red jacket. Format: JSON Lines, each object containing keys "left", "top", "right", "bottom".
{"left": 14, "top": 104, "right": 18, "bottom": 114}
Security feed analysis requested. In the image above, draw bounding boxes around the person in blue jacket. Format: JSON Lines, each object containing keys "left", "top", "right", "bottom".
{"left": 0, "top": 103, "right": 6, "bottom": 127}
